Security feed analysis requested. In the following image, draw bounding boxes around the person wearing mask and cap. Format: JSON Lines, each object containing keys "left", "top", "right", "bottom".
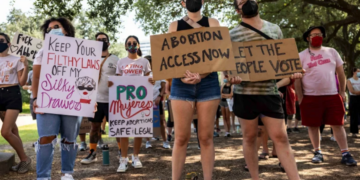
{"left": 294, "top": 26, "right": 357, "bottom": 166}
{"left": 228, "top": 0, "right": 301, "bottom": 179}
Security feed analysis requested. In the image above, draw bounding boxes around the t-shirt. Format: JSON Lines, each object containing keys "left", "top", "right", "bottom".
{"left": 116, "top": 57, "right": 151, "bottom": 76}
{"left": 27, "top": 70, "right": 33, "bottom": 98}
{"left": 97, "top": 54, "right": 119, "bottom": 103}
{"left": 34, "top": 48, "right": 43, "bottom": 65}
{"left": 299, "top": 47, "right": 344, "bottom": 95}
{"left": 230, "top": 20, "right": 283, "bottom": 95}
{"left": 0, "top": 55, "right": 24, "bottom": 85}
{"left": 349, "top": 77, "right": 360, "bottom": 96}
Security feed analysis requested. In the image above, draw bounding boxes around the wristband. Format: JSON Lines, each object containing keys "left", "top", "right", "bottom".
{"left": 33, "top": 97, "right": 37, "bottom": 101}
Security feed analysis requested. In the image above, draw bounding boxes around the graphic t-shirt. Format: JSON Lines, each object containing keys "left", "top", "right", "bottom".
{"left": 116, "top": 57, "right": 151, "bottom": 76}
{"left": 0, "top": 55, "right": 24, "bottom": 85}
{"left": 299, "top": 47, "right": 344, "bottom": 95}
{"left": 349, "top": 77, "right": 360, "bottom": 96}
{"left": 97, "top": 54, "right": 120, "bottom": 103}
{"left": 230, "top": 20, "right": 283, "bottom": 95}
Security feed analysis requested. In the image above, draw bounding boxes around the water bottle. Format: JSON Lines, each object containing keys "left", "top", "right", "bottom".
{"left": 102, "top": 144, "right": 110, "bottom": 166}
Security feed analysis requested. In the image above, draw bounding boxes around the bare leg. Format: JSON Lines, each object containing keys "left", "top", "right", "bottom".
{"left": 160, "top": 115, "right": 167, "bottom": 141}
{"left": 221, "top": 107, "right": 229, "bottom": 132}
{"left": 331, "top": 125, "right": 348, "bottom": 150}
{"left": 230, "top": 112, "right": 236, "bottom": 132}
{"left": 133, "top": 138, "right": 142, "bottom": 155}
{"left": 120, "top": 138, "right": 129, "bottom": 158}
{"left": 260, "top": 126, "right": 269, "bottom": 154}
{"left": 308, "top": 126, "right": 321, "bottom": 150}
{"left": 101, "top": 117, "right": 106, "bottom": 131}
{"left": 240, "top": 117, "right": 259, "bottom": 179}
{"left": 79, "top": 134, "right": 86, "bottom": 142}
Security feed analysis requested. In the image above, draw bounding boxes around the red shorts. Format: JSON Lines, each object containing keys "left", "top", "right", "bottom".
{"left": 300, "top": 95, "right": 345, "bottom": 127}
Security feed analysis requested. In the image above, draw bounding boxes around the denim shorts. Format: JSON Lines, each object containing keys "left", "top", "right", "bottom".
{"left": 170, "top": 72, "right": 220, "bottom": 102}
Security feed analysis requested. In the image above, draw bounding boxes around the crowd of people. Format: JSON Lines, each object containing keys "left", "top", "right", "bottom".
{"left": 0, "top": 0, "right": 359, "bottom": 180}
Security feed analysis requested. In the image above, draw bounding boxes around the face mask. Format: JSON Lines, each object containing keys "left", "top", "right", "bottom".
{"left": 224, "top": 79, "right": 228, "bottom": 83}
{"left": 49, "top": 28, "right": 65, "bottom": 36}
{"left": 310, "top": 36, "right": 323, "bottom": 47}
{"left": 102, "top": 42, "right": 109, "bottom": 51}
{"left": 127, "top": 45, "right": 138, "bottom": 54}
{"left": 357, "top": 72, "right": 360, "bottom": 78}
{"left": 186, "top": 0, "right": 202, "bottom": 13}
{"left": 241, "top": 0, "right": 259, "bottom": 18}
{"left": 0, "top": 43, "right": 9, "bottom": 53}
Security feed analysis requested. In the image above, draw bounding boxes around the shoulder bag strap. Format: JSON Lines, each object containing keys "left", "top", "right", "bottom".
{"left": 240, "top": 21, "right": 273, "bottom": 40}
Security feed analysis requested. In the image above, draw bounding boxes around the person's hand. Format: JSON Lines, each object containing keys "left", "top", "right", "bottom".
{"left": 94, "top": 102, "right": 98, "bottom": 113}
{"left": 20, "top": 56, "right": 28, "bottom": 67}
{"left": 229, "top": 76, "right": 242, "bottom": 84}
{"left": 291, "top": 69, "right": 306, "bottom": 79}
{"left": 155, "top": 96, "right": 161, "bottom": 106}
{"left": 33, "top": 99, "right": 44, "bottom": 114}
{"left": 148, "top": 77, "right": 155, "bottom": 85}
{"left": 298, "top": 96, "right": 303, "bottom": 105}
{"left": 108, "top": 81, "right": 114, "bottom": 87}
{"left": 339, "top": 91, "right": 346, "bottom": 102}
{"left": 181, "top": 70, "right": 201, "bottom": 84}
{"left": 279, "top": 91, "right": 284, "bottom": 98}
{"left": 28, "top": 86, "right": 32, "bottom": 91}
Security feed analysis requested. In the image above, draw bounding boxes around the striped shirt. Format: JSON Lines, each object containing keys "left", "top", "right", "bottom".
{"left": 230, "top": 20, "right": 283, "bottom": 95}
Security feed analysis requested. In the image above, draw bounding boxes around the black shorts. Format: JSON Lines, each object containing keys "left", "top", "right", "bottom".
{"left": 88, "top": 102, "right": 108, "bottom": 123}
{"left": 295, "top": 101, "right": 301, "bottom": 120}
{"left": 233, "top": 94, "right": 284, "bottom": 120}
{"left": 159, "top": 100, "right": 164, "bottom": 115}
{"left": 0, "top": 86, "right": 22, "bottom": 112}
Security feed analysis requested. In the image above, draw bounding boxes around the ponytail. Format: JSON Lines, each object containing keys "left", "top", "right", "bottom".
{"left": 137, "top": 48, "right": 142, "bottom": 57}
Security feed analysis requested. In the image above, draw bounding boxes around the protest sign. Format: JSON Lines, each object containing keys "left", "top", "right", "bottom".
{"left": 228, "top": 38, "right": 302, "bottom": 82}
{"left": 150, "top": 27, "right": 236, "bottom": 80}
{"left": 79, "top": 117, "right": 91, "bottom": 134}
{"left": 36, "top": 34, "right": 102, "bottom": 117}
{"left": 108, "top": 76, "right": 153, "bottom": 138}
{"left": 9, "top": 32, "right": 43, "bottom": 61}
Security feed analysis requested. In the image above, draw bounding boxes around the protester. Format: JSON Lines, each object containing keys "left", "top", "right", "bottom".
{"left": 32, "top": 17, "right": 96, "bottom": 180}
{"left": 229, "top": 0, "right": 301, "bottom": 179}
{"left": 0, "top": 32, "right": 31, "bottom": 174}
{"left": 114, "top": 35, "right": 154, "bottom": 173}
{"left": 144, "top": 55, "right": 171, "bottom": 149}
{"left": 294, "top": 26, "right": 357, "bottom": 166}
{"left": 220, "top": 76, "right": 233, "bottom": 137}
{"left": 347, "top": 67, "right": 360, "bottom": 137}
{"left": 167, "top": 1, "right": 221, "bottom": 179}
{"left": 81, "top": 32, "right": 120, "bottom": 165}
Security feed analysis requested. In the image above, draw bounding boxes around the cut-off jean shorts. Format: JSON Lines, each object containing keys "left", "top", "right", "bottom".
{"left": 170, "top": 72, "right": 221, "bottom": 102}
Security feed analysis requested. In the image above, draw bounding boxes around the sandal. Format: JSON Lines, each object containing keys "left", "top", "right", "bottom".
{"left": 279, "top": 163, "right": 285, "bottom": 173}
{"left": 259, "top": 152, "right": 269, "bottom": 160}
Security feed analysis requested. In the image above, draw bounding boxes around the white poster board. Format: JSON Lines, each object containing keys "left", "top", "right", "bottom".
{"left": 36, "top": 34, "right": 102, "bottom": 117}
{"left": 9, "top": 32, "right": 43, "bottom": 61}
{"left": 108, "top": 76, "right": 153, "bottom": 137}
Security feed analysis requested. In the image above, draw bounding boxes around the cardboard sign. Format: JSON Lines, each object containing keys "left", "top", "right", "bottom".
{"left": 9, "top": 32, "right": 43, "bottom": 61}
{"left": 108, "top": 76, "right": 154, "bottom": 137}
{"left": 229, "top": 38, "right": 302, "bottom": 82}
{"left": 36, "top": 34, "right": 102, "bottom": 117}
{"left": 153, "top": 105, "right": 161, "bottom": 137}
{"left": 79, "top": 117, "right": 91, "bottom": 134}
{"left": 150, "top": 27, "right": 236, "bottom": 80}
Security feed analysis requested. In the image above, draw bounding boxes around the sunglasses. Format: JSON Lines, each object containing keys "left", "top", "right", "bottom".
{"left": 127, "top": 42, "right": 138, "bottom": 47}
{"left": 0, "top": 39, "right": 7, "bottom": 43}
{"left": 77, "top": 86, "right": 94, "bottom": 91}
{"left": 46, "top": 25, "right": 61, "bottom": 33}
{"left": 97, "top": 38, "right": 108, "bottom": 42}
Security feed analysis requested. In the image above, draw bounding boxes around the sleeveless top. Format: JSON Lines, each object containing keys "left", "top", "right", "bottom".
{"left": 177, "top": 16, "right": 209, "bottom": 31}
{"left": 221, "top": 85, "right": 231, "bottom": 101}
{"left": 349, "top": 77, "right": 360, "bottom": 95}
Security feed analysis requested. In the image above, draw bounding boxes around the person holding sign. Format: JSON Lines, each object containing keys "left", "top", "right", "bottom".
{"left": 295, "top": 26, "right": 357, "bottom": 166}
{"left": 229, "top": 1, "right": 301, "bottom": 179}
{"left": 81, "top": 32, "right": 120, "bottom": 165}
{"left": 114, "top": 35, "right": 153, "bottom": 173}
{"left": 0, "top": 32, "right": 31, "bottom": 174}
{"left": 167, "top": 1, "right": 221, "bottom": 179}
{"left": 32, "top": 17, "right": 95, "bottom": 180}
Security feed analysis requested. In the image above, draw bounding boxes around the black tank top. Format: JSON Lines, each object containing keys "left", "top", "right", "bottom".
{"left": 177, "top": 16, "right": 210, "bottom": 31}
{"left": 222, "top": 84, "right": 231, "bottom": 101}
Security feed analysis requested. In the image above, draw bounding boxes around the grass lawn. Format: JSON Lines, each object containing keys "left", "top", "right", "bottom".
{"left": 21, "top": 103, "right": 31, "bottom": 114}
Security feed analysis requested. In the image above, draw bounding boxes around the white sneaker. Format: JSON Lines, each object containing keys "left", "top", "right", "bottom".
{"left": 79, "top": 142, "right": 87, "bottom": 151}
{"left": 61, "top": 174, "right": 74, "bottom": 180}
{"left": 224, "top": 132, "right": 231, "bottom": 137}
{"left": 330, "top": 136, "right": 336, "bottom": 141}
{"left": 145, "top": 141, "right": 152, "bottom": 149}
{"left": 163, "top": 141, "right": 171, "bottom": 149}
{"left": 132, "top": 155, "right": 143, "bottom": 168}
{"left": 80, "top": 150, "right": 97, "bottom": 164}
{"left": 117, "top": 157, "right": 128, "bottom": 173}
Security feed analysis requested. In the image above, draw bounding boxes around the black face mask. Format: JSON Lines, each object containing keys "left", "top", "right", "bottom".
{"left": 186, "top": 0, "right": 202, "bottom": 13}
{"left": 102, "top": 42, "right": 109, "bottom": 51}
{"left": 241, "top": 0, "right": 259, "bottom": 18}
{"left": 0, "top": 43, "right": 9, "bottom": 53}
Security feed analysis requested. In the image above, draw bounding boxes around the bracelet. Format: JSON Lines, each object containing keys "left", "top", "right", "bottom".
{"left": 33, "top": 97, "right": 37, "bottom": 101}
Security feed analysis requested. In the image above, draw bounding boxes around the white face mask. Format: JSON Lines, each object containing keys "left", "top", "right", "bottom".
{"left": 357, "top": 72, "right": 360, "bottom": 78}
{"left": 49, "top": 28, "right": 64, "bottom": 36}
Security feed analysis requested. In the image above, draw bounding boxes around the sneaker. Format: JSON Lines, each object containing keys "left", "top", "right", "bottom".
{"left": 11, "top": 163, "right": 20, "bottom": 172}
{"left": 224, "top": 132, "right": 231, "bottom": 137}
{"left": 167, "top": 134, "right": 172, "bottom": 142}
{"left": 145, "top": 141, "right": 152, "bottom": 149}
{"left": 330, "top": 136, "right": 336, "bottom": 142}
{"left": 61, "top": 174, "right": 74, "bottom": 180}
{"left": 312, "top": 151, "right": 324, "bottom": 163}
{"left": 117, "top": 157, "right": 128, "bottom": 173}
{"left": 97, "top": 139, "right": 104, "bottom": 149}
{"left": 17, "top": 157, "right": 31, "bottom": 174}
{"left": 341, "top": 153, "right": 357, "bottom": 166}
{"left": 132, "top": 155, "right": 143, "bottom": 168}
{"left": 79, "top": 142, "right": 87, "bottom": 151}
{"left": 152, "top": 137, "right": 160, "bottom": 141}
{"left": 81, "top": 150, "right": 97, "bottom": 164}
{"left": 163, "top": 141, "right": 171, "bottom": 149}
{"left": 293, "top": 127, "right": 300, "bottom": 133}
{"left": 213, "top": 131, "right": 219, "bottom": 137}
{"left": 101, "top": 129, "right": 106, "bottom": 135}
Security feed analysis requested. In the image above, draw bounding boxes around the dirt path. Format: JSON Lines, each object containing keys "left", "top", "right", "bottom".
{"left": 1, "top": 124, "right": 359, "bottom": 180}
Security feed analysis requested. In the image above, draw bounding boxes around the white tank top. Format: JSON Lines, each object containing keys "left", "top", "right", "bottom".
{"left": 349, "top": 77, "right": 360, "bottom": 95}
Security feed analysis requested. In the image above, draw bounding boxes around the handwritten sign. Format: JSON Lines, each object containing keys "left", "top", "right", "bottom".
{"left": 9, "top": 32, "right": 43, "bottom": 61}
{"left": 108, "top": 76, "right": 153, "bottom": 137}
{"left": 150, "top": 27, "right": 236, "bottom": 80}
{"left": 229, "top": 38, "right": 302, "bottom": 82}
{"left": 36, "top": 34, "right": 102, "bottom": 117}
{"left": 79, "top": 117, "right": 91, "bottom": 134}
